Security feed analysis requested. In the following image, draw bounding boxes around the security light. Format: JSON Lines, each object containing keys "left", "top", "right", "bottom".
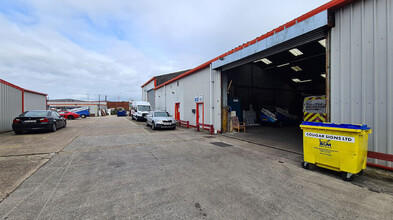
{"left": 289, "top": 48, "right": 303, "bottom": 56}
{"left": 277, "top": 63, "right": 290, "bottom": 68}
{"left": 321, "top": 73, "right": 326, "bottom": 78}
{"left": 318, "top": 39, "right": 326, "bottom": 48}
{"left": 291, "top": 66, "right": 302, "bottom": 72}
{"left": 292, "top": 78, "right": 312, "bottom": 83}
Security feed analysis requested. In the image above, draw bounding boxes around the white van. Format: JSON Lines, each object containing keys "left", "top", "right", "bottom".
{"left": 131, "top": 101, "right": 151, "bottom": 121}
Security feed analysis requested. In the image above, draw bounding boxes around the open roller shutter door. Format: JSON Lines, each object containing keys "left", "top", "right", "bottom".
{"left": 221, "top": 27, "right": 329, "bottom": 72}
{"left": 147, "top": 89, "right": 155, "bottom": 110}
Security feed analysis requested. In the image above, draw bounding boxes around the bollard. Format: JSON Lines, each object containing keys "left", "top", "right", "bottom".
{"left": 187, "top": 121, "right": 189, "bottom": 128}
{"left": 210, "top": 125, "right": 214, "bottom": 135}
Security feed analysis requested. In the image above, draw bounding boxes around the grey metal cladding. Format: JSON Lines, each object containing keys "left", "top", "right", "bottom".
{"left": 0, "top": 83, "right": 22, "bottom": 132}
{"left": 330, "top": 0, "right": 393, "bottom": 165}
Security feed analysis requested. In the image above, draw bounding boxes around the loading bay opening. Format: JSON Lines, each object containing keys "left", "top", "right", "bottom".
{"left": 223, "top": 38, "right": 327, "bottom": 154}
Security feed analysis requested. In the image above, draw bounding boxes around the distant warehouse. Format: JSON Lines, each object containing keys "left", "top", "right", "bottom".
{"left": 0, "top": 79, "right": 47, "bottom": 132}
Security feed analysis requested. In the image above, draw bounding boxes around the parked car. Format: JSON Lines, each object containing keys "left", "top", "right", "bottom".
{"left": 12, "top": 110, "right": 66, "bottom": 134}
{"left": 58, "top": 111, "right": 80, "bottom": 120}
{"left": 68, "top": 107, "right": 90, "bottom": 118}
{"left": 146, "top": 111, "right": 176, "bottom": 130}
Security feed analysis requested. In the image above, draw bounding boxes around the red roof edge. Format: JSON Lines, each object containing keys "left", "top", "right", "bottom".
{"left": 141, "top": 77, "right": 155, "bottom": 88}
{"left": 153, "top": 0, "right": 354, "bottom": 90}
{"left": 23, "top": 89, "right": 48, "bottom": 96}
{"left": 155, "top": 58, "right": 219, "bottom": 90}
{"left": 0, "top": 78, "right": 47, "bottom": 96}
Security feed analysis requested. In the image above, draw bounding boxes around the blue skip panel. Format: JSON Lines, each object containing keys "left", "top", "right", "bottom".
{"left": 117, "top": 110, "right": 127, "bottom": 117}
{"left": 301, "top": 121, "right": 371, "bottom": 130}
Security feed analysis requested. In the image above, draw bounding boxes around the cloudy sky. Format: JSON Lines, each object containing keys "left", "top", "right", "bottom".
{"left": 0, "top": 0, "right": 330, "bottom": 101}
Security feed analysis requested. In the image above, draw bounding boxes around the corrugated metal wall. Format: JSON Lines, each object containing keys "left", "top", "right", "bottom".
{"left": 0, "top": 82, "right": 22, "bottom": 132}
{"left": 24, "top": 92, "right": 46, "bottom": 111}
{"left": 152, "top": 67, "right": 221, "bottom": 131}
{"left": 142, "top": 81, "right": 154, "bottom": 101}
{"left": 147, "top": 89, "right": 155, "bottom": 110}
{"left": 331, "top": 0, "right": 393, "bottom": 164}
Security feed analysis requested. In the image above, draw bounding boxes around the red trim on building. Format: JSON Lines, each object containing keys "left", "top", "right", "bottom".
{"left": 367, "top": 151, "right": 393, "bottom": 171}
{"left": 141, "top": 77, "right": 155, "bottom": 88}
{"left": 155, "top": 60, "right": 216, "bottom": 90}
{"left": 368, "top": 151, "right": 393, "bottom": 162}
{"left": 1, "top": 78, "right": 47, "bottom": 113}
{"left": 196, "top": 102, "right": 204, "bottom": 126}
{"left": 0, "top": 79, "right": 48, "bottom": 96}
{"left": 23, "top": 89, "right": 48, "bottom": 96}
{"left": 367, "top": 163, "right": 393, "bottom": 172}
{"left": 0, "top": 79, "right": 24, "bottom": 91}
{"left": 152, "top": 0, "right": 354, "bottom": 90}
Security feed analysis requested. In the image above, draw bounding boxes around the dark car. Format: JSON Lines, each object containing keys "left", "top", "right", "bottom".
{"left": 12, "top": 110, "right": 66, "bottom": 134}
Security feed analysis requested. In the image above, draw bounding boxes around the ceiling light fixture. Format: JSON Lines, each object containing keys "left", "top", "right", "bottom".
{"left": 277, "top": 63, "right": 290, "bottom": 68}
{"left": 260, "top": 58, "right": 272, "bottom": 65}
{"left": 289, "top": 48, "right": 303, "bottom": 56}
{"left": 291, "top": 66, "right": 302, "bottom": 72}
{"left": 292, "top": 78, "right": 312, "bottom": 83}
{"left": 318, "top": 39, "right": 326, "bottom": 48}
{"left": 254, "top": 58, "right": 273, "bottom": 65}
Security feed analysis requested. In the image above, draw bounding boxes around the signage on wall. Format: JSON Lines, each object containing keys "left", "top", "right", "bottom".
{"left": 195, "top": 94, "right": 203, "bottom": 102}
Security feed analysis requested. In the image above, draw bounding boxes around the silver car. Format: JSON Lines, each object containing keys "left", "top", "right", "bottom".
{"left": 146, "top": 111, "right": 176, "bottom": 130}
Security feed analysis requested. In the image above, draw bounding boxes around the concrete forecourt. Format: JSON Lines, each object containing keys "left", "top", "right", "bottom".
{"left": 0, "top": 116, "right": 392, "bottom": 219}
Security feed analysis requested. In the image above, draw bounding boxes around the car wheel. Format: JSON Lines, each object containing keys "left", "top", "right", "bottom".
{"left": 81, "top": 114, "right": 86, "bottom": 118}
{"left": 14, "top": 130, "right": 23, "bottom": 135}
{"left": 68, "top": 115, "right": 74, "bottom": 120}
{"left": 172, "top": 126, "right": 176, "bottom": 130}
{"left": 63, "top": 120, "right": 67, "bottom": 128}
{"left": 51, "top": 124, "right": 57, "bottom": 132}
{"left": 151, "top": 122, "right": 155, "bottom": 130}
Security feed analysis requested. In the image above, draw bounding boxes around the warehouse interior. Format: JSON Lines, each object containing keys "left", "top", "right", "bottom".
{"left": 223, "top": 38, "right": 327, "bottom": 153}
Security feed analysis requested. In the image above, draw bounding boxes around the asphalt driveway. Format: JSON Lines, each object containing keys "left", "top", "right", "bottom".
{"left": 1, "top": 116, "right": 393, "bottom": 219}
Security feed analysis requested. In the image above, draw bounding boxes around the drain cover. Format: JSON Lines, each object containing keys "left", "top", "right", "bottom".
{"left": 204, "top": 136, "right": 215, "bottom": 138}
{"left": 211, "top": 142, "right": 232, "bottom": 147}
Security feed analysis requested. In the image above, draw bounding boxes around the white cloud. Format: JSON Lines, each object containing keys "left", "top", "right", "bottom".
{"left": 0, "top": 0, "right": 330, "bottom": 101}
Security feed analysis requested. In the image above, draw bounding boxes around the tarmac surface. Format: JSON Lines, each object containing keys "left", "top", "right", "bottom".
{"left": 1, "top": 116, "right": 393, "bottom": 219}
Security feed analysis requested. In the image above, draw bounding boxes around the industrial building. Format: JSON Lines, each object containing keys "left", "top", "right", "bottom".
{"left": 47, "top": 99, "right": 108, "bottom": 116}
{"left": 142, "top": 0, "right": 393, "bottom": 168}
{"left": 0, "top": 79, "right": 47, "bottom": 132}
{"left": 142, "top": 70, "right": 190, "bottom": 110}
